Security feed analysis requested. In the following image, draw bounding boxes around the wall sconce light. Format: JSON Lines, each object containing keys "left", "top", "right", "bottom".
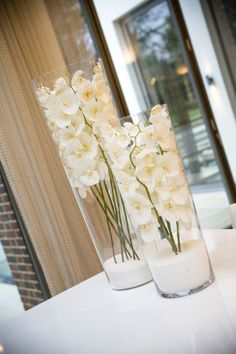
{"left": 124, "top": 47, "right": 137, "bottom": 65}
{"left": 176, "top": 64, "right": 188, "bottom": 75}
{"left": 150, "top": 77, "right": 157, "bottom": 86}
{"left": 205, "top": 75, "right": 215, "bottom": 86}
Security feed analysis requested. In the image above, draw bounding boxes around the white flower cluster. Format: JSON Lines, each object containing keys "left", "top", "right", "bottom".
{"left": 36, "top": 64, "right": 118, "bottom": 198}
{"left": 101, "top": 105, "right": 194, "bottom": 245}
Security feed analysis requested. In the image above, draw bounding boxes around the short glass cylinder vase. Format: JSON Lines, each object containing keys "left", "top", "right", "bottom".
{"left": 100, "top": 105, "right": 215, "bottom": 297}
{"left": 32, "top": 59, "right": 152, "bottom": 290}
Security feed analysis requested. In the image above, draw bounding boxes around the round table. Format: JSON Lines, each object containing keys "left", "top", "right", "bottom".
{"left": 0, "top": 230, "right": 236, "bottom": 354}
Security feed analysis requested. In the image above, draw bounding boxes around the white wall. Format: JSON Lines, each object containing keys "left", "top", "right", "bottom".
{"left": 94, "top": 0, "right": 236, "bottom": 182}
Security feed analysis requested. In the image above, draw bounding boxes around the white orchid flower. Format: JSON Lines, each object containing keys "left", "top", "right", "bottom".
{"left": 99, "top": 123, "right": 115, "bottom": 142}
{"left": 116, "top": 171, "right": 139, "bottom": 195}
{"left": 44, "top": 94, "right": 59, "bottom": 111}
{"left": 123, "top": 122, "right": 139, "bottom": 137}
{"left": 69, "top": 112, "right": 85, "bottom": 136}
{"left": 57, "top": 111, "right": 84, "bottom": 144}
{"left": 36, "top": 87, "right": 50, "bottom": 106}
{"left": 150, "top": 107, "right": 169, "bottom": 125}
{"left": 158, "top": 199, "right": 178, "bottom": 223}
{"left": 107, "top": 142, "right": 130, "bottom": 169}
{"left": 63, "top": 139, "right": 97, "bottom": 176}
{"left": 78, "top": 131, "right": 98, "bottom": 160}
{"left": 159, "top": 134, "right": 176, "bottom": 152}
{"left": 95, "top": 81, "right": 111, "bottom": 104}
{"left": 80, "top": 168, "right": 100, "bottom": 186}
{"left": 176, "top": 203, "right": 193, "bottom": 224}
{"left": 157, "top": 152, "right": 180, "bottom": 177}
{"left": 126, "top": 193, "right": 152, "bottom": 224}
{"left": 82, "top": 101, "right": 103, "bottom": 122}
{"left": 135, "top": 163, "right": 157, "bottom": 192}
{"left": 80, "top": 81, "right": 95, "bottom": 104}
{"left": 63, "top": 139, "right": 85, "bottom": 165}
{"left": 93, "top": 64, "right": 102, "bottom": 73}
{"left": 135, "top": 148, "right": 158, "bottom": 161}
{"left": 139, "top": 216, "right": 159, "bottom": 243}
{"left": 150, "top": 105, "right": 163, "bottom": 116}
{"left": 58, "top": 91, "right": 80, "bottom": 115}
{"left": 68, "top": 171, "right": 89, "bottom": 199}
{"left": 47, "top": 107, "right": 71, "bottom": 128}
{"left": 66, "top": 157, "right": 92, "bottom": 184}
{"left": 77, "top": 184, "right": 89, "bottom": 199}
{"left": 155, "top": 173, "right": 170, "bottom": 200}
{"left": 102, "top": 102, "right": 117, "bottom": 125}
{"left": 114, "top": 129, "right": 130, "bottom": 148}
{"left": 167, "top": 175, "right": 189, "bottom": 205}
{"left": 57, "top": 127, "right": 77, "bottom": 148}
{"left": 53, "top": 77, "right": 70, "bottom": 95}
{"left": 98, "top": 161, "right": 108, "bottom": 181}
{"left": 136, "top": 125, "right": 158, "bottom": 148}
{"left": 150, "top": 109, "right": 178, "bottom": 152}
{"left": 71, "top": 70, "right": 86, "bottom": 91}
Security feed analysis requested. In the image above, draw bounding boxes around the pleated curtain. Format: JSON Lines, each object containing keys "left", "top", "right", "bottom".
{"left": 0, "top": 0, "right": 101, "bottom": 296}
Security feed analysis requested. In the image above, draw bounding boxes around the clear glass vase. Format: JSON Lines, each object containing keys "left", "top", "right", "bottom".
{"left": 32, "top": 59, "right": 152, "bottom": 290}
{"left": 100, "top": 105, "right": 215, "bottom": 297}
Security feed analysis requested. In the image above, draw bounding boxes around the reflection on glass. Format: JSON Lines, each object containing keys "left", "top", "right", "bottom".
{"left": 0, "top": 242, "right": 24, "bottom": 322}
{"left": 120, "top": 0, "right": 231, "bottom": 228}
{"left": 44, "top": 0, "right": 97, "bottom": 64}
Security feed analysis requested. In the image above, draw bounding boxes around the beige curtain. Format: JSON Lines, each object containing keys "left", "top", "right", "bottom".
{"left": 0, "top": 0, "right": 101, "bottom": 296}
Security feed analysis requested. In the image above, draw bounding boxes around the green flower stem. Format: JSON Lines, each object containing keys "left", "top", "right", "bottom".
{"left": 176, "top": 221, "right": 181, "bottom": 252}
{"left": 120, "top": 195, "right": 139, "bottom": 260}
{"left": 98, "top": 142, "right": 138, "bottom": 261}
{"left": 98, "top": 182, "right": 117, "bottom": 263}
{"left": 93, "top": 185, "right": 116, "bottom": 226}
{"left": 82, "top": 112, "right": 140, "bottom": 261}
{"left": 97, "top": 144, "right": 126, "bottom": 260}
{"left": 105, "top": 170, "right": 126, "bottom": 260}
{"left": 91, "top": 187, "right": 130, "bottom": 257}
{"left": 166, "top": 220, "right": 178, "bottom": 255}
{"left": 153, "top": 208, "right": 177, "bottom": 251}
{"left": 91, "top": 186, "right": 136, "bottom": 258}
{"left": 109, "top": 171, "right": 130, "bottom": 260}
{"left": 103, "top": 181, "right": 116, "bottom": 214}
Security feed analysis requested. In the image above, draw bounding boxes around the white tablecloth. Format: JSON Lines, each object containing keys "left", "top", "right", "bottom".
{"left": 0, "top": 230, "right": 236, "bottom": 354}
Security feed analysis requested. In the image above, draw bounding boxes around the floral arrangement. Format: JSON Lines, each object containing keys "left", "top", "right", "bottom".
{"left": 100, "top": 105, "right": 194, "bottom": 255}
{"left": 36, "top": 63, "right": 139, "bottom": 263}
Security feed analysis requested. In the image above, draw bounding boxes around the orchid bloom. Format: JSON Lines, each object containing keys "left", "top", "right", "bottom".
{"left": 126, "top": 193, "right": 152, "bottom": 225}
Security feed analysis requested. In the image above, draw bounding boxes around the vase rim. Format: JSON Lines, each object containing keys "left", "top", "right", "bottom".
{"left": 32, "top": 57, "right": 102, "bottom": 90}
{"left": 119, "top": 104, "right": 168, "bottom": 120}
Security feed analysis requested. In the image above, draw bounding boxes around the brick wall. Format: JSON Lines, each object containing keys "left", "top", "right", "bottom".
{"left": 0, "top": 173, "right": 46, "bottom": 310}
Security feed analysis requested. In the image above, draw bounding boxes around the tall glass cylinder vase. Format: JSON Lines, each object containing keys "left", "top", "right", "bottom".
{"left": 100, "top": 105, "right": 215, "bottom": 297}
{"left": 33, "top": 59, "right": 152, "bottom": 290}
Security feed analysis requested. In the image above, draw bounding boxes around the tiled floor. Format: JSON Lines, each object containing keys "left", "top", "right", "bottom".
{"left": 0, "top": 283, "right": 24, "bottom": 323}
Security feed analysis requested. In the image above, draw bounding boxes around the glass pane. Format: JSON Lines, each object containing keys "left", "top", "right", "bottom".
{"left": 120, "top": 0, "right": 231, "bottom": 228}
{"left": 44, "top": 0, "right": 97, "bottom": 64}
{"left": 0, "top": 241, "right": 23, "bottom": 323}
